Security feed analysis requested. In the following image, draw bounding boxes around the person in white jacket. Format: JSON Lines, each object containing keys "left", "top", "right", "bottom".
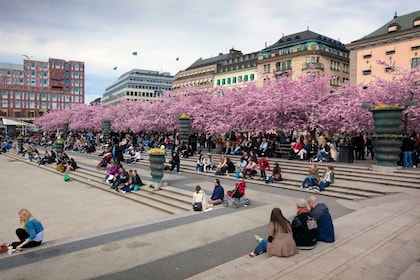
{"left": 192, "top": 185, "right": 212, "bottom": 211}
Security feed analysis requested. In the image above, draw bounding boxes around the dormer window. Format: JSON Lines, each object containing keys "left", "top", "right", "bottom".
{"left": 388, "top": 23, "right": 400, "bottom": 33}
{"left": 414, "top": 17, "right": 420, "bottom": 27}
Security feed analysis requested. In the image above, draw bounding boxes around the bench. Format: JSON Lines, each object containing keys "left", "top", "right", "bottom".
{"left": 273, "top": 143, "right": 291, "bottom": 158}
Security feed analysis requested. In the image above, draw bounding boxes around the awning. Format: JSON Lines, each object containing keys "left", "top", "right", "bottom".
{"left": 1, "top": 118, "right": 32, "bottom": 127}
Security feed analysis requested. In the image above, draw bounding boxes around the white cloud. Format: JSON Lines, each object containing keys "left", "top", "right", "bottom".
{"left": 0, "top": 0, "right": 419, "bottom": 103}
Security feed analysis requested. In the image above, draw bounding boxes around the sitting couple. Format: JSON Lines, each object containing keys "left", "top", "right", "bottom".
{"left": 300, "top": 165, "right": 334, "bottom": 192}
{"left": 191, "top": 179, "right": 225, "bottom": 211}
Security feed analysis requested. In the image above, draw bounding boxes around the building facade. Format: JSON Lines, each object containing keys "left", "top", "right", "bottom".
{"left": 172, "top": 49, "right": 243, "bottom": 92}
{"left": 214, "top": 51, "right": 258, "bottom": 88}
{"left": 347, "top": 11, "right": 420, "bottom": 85}
{"left": 257, "top": 30, "right": 350, "bottom": 87}
{"left": 0, "top": 58, "right": 84, "bottom": 120}
{"left": 101, "top": 69, "right": 173, "bottom": 105}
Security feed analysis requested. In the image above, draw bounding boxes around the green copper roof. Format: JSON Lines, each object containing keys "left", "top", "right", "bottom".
{"left": 361, "top": 10, "right": 420, "bottom": 40}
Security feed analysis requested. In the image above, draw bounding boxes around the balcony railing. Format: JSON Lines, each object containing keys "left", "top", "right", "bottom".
{"left": 301, "top": 63, "right": 324, "bottom": 70}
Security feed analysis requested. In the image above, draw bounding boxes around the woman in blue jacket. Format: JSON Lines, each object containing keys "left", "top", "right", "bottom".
{"left": 10, "top": 209, "right": 44, "bottom": 251}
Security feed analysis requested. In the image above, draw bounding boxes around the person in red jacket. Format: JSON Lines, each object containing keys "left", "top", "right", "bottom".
{"left": 258, "top": 156, "right": 271, "bottom": 180}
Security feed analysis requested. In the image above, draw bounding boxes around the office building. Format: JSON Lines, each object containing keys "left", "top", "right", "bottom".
{"left": 101, "top": 69, "right": 173, "bottom": 105}
{"left": 0, "top": 58, "right": 84, "bottom": 120}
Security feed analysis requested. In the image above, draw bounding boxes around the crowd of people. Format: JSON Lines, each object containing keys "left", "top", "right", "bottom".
{"left": 1, "top": 128, "right": 418, "bottom": 257}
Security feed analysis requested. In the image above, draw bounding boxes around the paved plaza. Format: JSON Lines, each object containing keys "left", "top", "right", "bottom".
{"left": 0, "top": 152, "right": 419, "bottom": 280}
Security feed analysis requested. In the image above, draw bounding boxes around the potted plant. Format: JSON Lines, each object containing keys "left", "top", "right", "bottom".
{"left": 147, "top": 147, "right": 166, "bottom": 188}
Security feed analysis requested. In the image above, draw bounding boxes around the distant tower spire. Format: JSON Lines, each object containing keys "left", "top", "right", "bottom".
{"left": 307, "top": 26, "right": 309, "bottom": 31}
{"left": 394, "top": 11, "right": 398, "bottom": 18}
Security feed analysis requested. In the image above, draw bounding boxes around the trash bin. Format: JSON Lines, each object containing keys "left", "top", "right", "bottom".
{"left": 338, "top": 145, "right": 354, "bottom": 163}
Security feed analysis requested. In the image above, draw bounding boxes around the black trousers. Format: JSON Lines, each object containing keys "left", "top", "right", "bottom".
{"left": 10, "top": 228, "right": 42, "bottom": 249}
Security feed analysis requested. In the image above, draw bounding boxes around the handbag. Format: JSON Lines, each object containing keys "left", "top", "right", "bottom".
{"left": 193, "top": 193, "right": 204, "bottom": 211}
{"left": 193, "top": 202, "right": 203, "bottom": 211}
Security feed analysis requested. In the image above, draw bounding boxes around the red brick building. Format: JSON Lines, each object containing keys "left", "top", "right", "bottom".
{"left": 0, "top": 58, "right": 85, "bottom": 120}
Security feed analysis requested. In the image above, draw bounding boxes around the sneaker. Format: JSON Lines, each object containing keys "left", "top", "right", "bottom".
{"left": 300, "top": 185, "right": 304, "bottom": 189}
{"left": 308, "top": 187, "right": 313, "bottom": 190}
{"left": 314, "top": 186, "right": 320, "bottom": 192}
{"left": 254, "top": 235, "right": 263, "bottom": 242}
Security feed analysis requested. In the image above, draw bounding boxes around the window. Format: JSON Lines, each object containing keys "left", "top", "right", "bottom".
{"left": 15, "top": 92, "right": 21, "bottom": 99}
{"left": 343, "top": 63, "right": 349, "bottom": 73}
{"left": 227, "top": 77, "right": 231, "bottom": 84}
{"left": 363, "top": 70, "right": 372, "bottom": 75}
{"left": 217, "top": 79, "right": 221, "bottom": 85}
{"left": 306, "top": 56, "right": 319, "bottom": 63}
{"left": 411, "top": 45, "right": 420, "bottom": 51}
{"left": 263, "top": 64, "right": 270, "bottom": 73}
{"left": 363, "top": 54, "right": 372, "bottom": 59}
{"left": 222, "top": 79, "right": 225, "bottom": 85}
{"left": 388, "top": 24, "right": 400, "bottom": 33}
{"left": 386, "top": 50, "right": 395, "bottom": 55}
{"left": 232, "top": 77, "right": 236, "bottom": 84}
{"left": 238, "top": 76, "right": 243, "bottom": 82}
{"left": 243, "top": 75, "right": 248, "bottom": 81}
{"left": 412, "top": 58, "right": 420, "bottom": 68}
{"left": 250, "top": 74, "right": 255, "bottom": 81}
{"left": 385, "top": 67, "right": 394, "bottom": 73}
{"left": 330, "top": 60, "right": 340, "bottom": 71}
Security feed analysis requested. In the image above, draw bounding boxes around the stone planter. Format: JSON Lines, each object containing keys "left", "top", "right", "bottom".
{"left": 63, "top": 121, "right": 69, "bottom": 139}
{"left": 17, "top": 135, "right": 24, "bottom": 153}
{"left": 371, "top": 108, "right": 404, "bottom": 167}
{"left": 103, "top": 119, "right": 111, "bottom": 143}
{"left": 54, "top": 139, "right": 64, "bottom": 154}
{"left": 179, "top": 116, "right": 191, "bottom": 144}
{"left": 149, "top": 154, "right": 165, "bottom": 186}
{"left": 372, "top": 108, "right": 404, "bottom": 134}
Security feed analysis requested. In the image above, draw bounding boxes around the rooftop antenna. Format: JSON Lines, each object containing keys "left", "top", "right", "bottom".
{"left": 394, "top": 11, "right": 398, "bottom": 18}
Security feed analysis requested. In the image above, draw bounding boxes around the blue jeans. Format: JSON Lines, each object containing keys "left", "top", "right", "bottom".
{"left": 301, "top": 176, "right": 317, "bottom": 188}
{"left": 318, "top": 181, "right": 330, "bottom": 191}
{"left": 403, "top": 151, "right": 413, "bottom": 168}
{"left": 316, "top": 151, "right": 328, "bottom": 161}
{"left": 253, "top": 239, "right": 268, "bottom": 255}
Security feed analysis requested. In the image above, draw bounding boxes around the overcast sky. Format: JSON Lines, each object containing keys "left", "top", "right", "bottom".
{"left": 0, "top": 0, "right": 419, "bottom": 103}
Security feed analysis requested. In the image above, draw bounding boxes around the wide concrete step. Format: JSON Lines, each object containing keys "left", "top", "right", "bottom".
{"left": 3, "top": 153, "right": 191, "bottom": 214}
{"left": 187, "top": 197, "right": 420, "bottom": 280}
{"left": 177, "top": 154, "right": 420, "bottom": 187}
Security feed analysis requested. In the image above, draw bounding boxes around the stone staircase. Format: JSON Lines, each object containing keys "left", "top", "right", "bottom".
{"left": 3, "top": 152, "right": 193, "bottom": 215}
{"left": 7, "top": 148, "right": 420, "bottom": 214}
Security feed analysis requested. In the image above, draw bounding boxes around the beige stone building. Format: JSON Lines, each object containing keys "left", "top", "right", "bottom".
{"left": 347, "top": 11, "right": 420, "bottom": 85}
{"left": 172, "top": 49, "right": 243, "bottom": 92}
{"left": 257, "top": 29, "right": 350, "bottom": 87}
